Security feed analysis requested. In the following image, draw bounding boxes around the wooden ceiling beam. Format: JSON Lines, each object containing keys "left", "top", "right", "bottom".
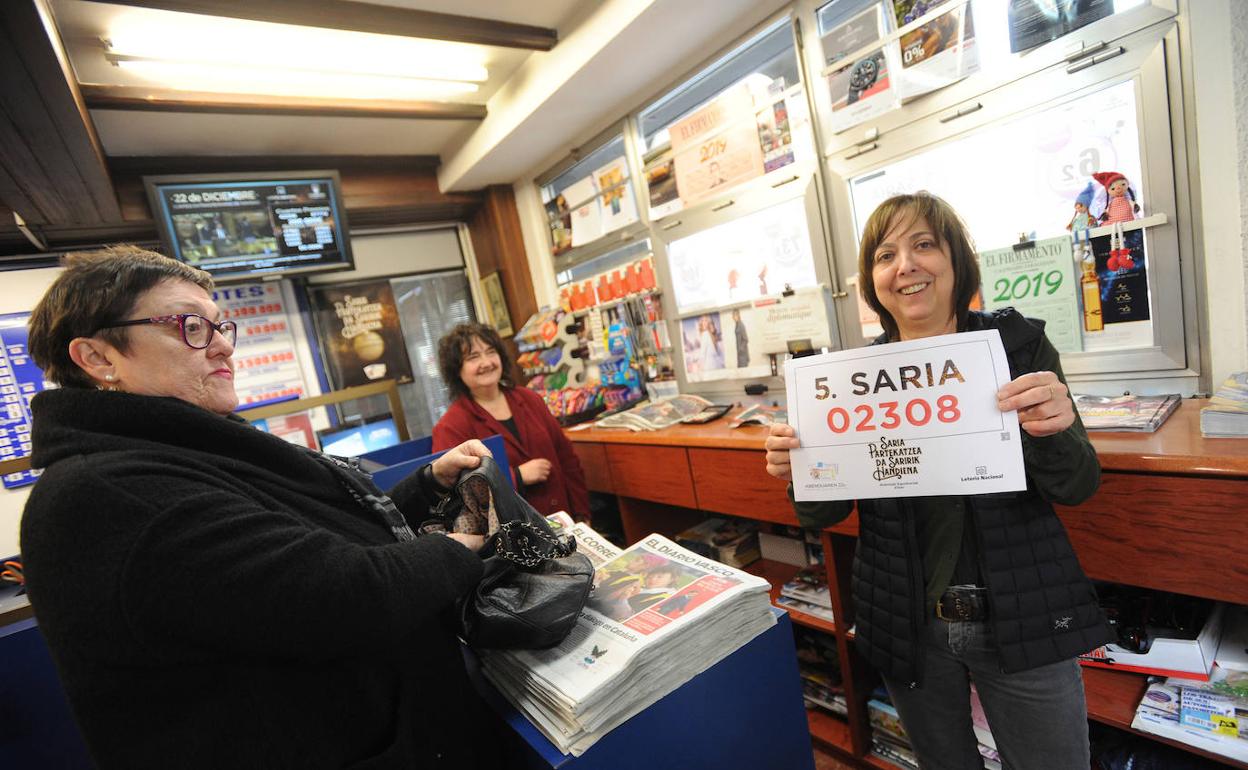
{"left": 77, "top": 0, "right": 558, "bottom": 51}
{"left": 107, "top": 155, "right": 442, "bottom": 175}
{"left": 0, "top": 0, "right": 121, "bottom": 224}
{"left": 80, "top": 85, "right": 487, "bottom": 121}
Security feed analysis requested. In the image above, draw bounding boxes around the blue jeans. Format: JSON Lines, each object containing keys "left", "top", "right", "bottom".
{"left": 881, "top": 616, "right": 1090, "bottom": 770}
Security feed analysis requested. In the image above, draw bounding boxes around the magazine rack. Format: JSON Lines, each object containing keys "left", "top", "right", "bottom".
{"left": 467, "top": 608, "right": 816, "bottom": 770}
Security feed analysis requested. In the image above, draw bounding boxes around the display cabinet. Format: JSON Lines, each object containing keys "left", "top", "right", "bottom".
{"left": 565, "top": 400, "right": 1248, "bottom": 768}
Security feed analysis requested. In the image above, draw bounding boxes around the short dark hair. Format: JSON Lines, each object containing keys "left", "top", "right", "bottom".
{"left": 28, "top": 245, "right": 214, "bottom": 388}
{"left": 436, "top": 322, "right": 516, "bottom": 401}
{"left": 856, "top": 191, "right": 982, "bottom": 341}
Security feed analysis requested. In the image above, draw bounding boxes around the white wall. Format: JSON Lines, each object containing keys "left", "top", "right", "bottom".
{"left": 1190, "top": 0, "right": 1248, "bottom": 388}
{"left": 306, "top": 226, "right": 464, "bottom": 284}
{"left": 0, "top": 267, "right": 62, "bottom": 558}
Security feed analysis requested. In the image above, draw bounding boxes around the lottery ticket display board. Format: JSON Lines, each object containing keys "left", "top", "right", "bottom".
{"left": 0, "top": 313, "right": 52, "bottom": 490}
{"left": 212, "top": 283, "right": 308, "bottom": 409}
{"left": 785, "top": 330, "right": 1025, "bottom": 502}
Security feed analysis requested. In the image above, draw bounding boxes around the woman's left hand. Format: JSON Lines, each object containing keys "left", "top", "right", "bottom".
{"left": 997, "top": 371, "right": 1074, "bottom": 438}
{"left": 431, "top": 439, "right": 492, "bottom": 488}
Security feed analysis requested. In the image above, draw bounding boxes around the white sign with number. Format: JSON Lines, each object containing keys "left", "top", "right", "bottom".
{"left": 785, "top": 330, "right": 1026, "bottom": 501}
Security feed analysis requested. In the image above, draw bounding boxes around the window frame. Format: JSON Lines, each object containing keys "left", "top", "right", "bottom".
{"left": 819, "top": 18, "right": 1199, "bottom": 385}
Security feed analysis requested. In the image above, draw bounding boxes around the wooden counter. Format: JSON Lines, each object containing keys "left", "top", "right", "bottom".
{"left": 567, "top": 398, "right": 1248, "bottom": 476}
{"left": 567, "top": 399, "right": 1248, "bottom": 768}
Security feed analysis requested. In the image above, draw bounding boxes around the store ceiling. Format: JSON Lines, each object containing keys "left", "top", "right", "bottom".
{"left": 0, "top": 0, "right": 786, "bottom": 255}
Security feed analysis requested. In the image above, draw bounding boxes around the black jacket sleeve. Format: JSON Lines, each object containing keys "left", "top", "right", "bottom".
{"left": 787, "top": 483, "right": 854, "bottom": 529}
{"left": 86, "top": 463, "right": 483, "bottom": 662}
{"left": 1019, "top": 334, "right": 1101, "bottom": 506}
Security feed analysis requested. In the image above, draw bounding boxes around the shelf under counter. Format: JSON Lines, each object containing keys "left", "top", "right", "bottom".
{"left": 746, "top": 558, "right": 838, "bottom": 636}
{"left": 807, "top": 706, "right": 855, "bottom": 760}
{"left": 1082, "top": 667, "right": 1248, "bottom": 769}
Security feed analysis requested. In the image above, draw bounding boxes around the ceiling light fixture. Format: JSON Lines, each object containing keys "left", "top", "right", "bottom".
{"left": 99, "top": 11, "right": 491, "bottom": 101}
{"left": 108, "top": 56, "right": 480, "bottom": 101}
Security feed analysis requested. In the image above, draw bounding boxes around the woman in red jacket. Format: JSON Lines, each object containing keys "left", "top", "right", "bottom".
{"left": 434, "top": 322, "right": 590, "bottom": 520}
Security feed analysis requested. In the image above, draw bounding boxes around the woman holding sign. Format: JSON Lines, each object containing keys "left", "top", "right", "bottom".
{"left": 764, "top": 192, "right": 1111, "bottom": 770}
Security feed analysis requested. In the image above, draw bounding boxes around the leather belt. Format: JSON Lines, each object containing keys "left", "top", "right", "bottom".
{"left": 935, "top": 587, "right": 988, "bottom": 622}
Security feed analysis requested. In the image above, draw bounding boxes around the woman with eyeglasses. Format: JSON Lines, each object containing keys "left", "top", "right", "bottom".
{"left": 20, "top": 246, "right": 500, "bottom": 769}
{"left": 763, "top": 193, "right": 1113, "bottom": 770}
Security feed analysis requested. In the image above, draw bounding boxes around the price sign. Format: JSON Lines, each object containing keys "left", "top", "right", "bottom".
{"left": 211, "top": 283, "right": 308, "bottom": 408}
{"left": 0, "top": 313, "right": 53, "bottom": 490}
{"left": 785, "top": 330, "right": 1025, "bottom": 501}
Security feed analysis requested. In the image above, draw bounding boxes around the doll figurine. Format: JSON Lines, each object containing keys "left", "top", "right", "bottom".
{"left": 1093, "top": 171, "right": 1140, "bottom": 225}
{"left": 1067, "top": 182, "right": 1096, "bottom": 232}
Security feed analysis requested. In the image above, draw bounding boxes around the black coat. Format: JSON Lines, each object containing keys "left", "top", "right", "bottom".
{"left": 20, "top": 388, "right": 492, "bottom": 769}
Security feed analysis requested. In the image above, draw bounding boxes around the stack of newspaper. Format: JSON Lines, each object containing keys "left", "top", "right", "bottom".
{"left": 1201, "top": 372, "right": 1248, "bottom": 437}
{"left": 480, "top": 523, "right": 776, "bottom": 756}
{"left": 1072, "top": 393, "right": 1181, "bottom": 432}
{"left": 593, "top": 394, "right": 712, "bottom": 431}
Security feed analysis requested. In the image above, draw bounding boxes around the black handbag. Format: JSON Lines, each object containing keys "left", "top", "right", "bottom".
{"left": 428, "top": 456, "right": 593, "bottom": 650}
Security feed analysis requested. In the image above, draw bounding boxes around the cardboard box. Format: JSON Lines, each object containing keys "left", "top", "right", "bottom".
{"left": 1079, "top": 603, "right": 1224, "bottom": 680}
{"left": 675, "top": 518, "right": 760, "bottom": 568}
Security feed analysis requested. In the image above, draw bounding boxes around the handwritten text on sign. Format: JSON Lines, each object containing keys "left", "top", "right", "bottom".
{"left": 785, "top": 330, "right": 1025, "bottom": 501}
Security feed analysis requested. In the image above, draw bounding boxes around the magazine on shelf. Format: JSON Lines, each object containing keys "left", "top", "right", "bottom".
{"left": 1130, "top": 665, "right": 1248, "bottom": 763}
{"left": 1072, "top": 393, "right": 1181, "bottom": 432}
{"left": 775, "top": 595, "right": 835, "bottom": 622}
{"left": 594, "top": 394, "right": 714, "bottom": 431}
{"left": 779, "top": 565, "right": 832, "bottom": 609}
{"left": 479, "top": 528, "right": 775, "bottom": 756}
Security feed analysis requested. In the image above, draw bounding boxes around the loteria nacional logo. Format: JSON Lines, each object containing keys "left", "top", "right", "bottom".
{"left": 808, "top": 461, "right": 839, "bottom": 481}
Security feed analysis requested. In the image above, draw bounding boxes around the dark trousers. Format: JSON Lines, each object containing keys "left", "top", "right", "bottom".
{"left": 881, "top": 616, "right": 1090, "bottom": 770}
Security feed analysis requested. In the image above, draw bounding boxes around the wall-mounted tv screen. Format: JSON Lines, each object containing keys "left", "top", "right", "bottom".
{"left": 144, "top": 170, "right": 354, "bottom": 281}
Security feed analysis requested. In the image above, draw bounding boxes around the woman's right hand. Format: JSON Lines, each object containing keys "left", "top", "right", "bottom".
{"left": 518, "top": 458, "right": 553, "bottom": 485}
{"left": 764, "top": 423, "right": 800, "bottom": 481}
{"left": 447, "top": 533, "right": 487, "bottom": 552}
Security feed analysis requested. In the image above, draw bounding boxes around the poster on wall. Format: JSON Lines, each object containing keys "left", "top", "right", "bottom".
{"left": 977, "top": 237, "right": 1082, "bottom": 353}
{"left": 894, "top": 4, "right": 979, "bottom": 101}
{"left": 1008, "top": 0, "right": 1114, "bottom": 53}
{"left": 309, "top": 281, "right": 414, "bottom": 389}
{"left": 670, "top": 84, "right": 766, "bottom": 206}
{"left": 0, "top": 313, "right": 52, "bottom": 490}
{"left": 667, "top": 196, "right": 819, "bottom": 315}
{"left": 564, "top": 176, "right": 603, "bottom": 247}
{"left": 756, "top": 97, "right": 796, "bottom": 173}
{"left": 545, "top": 195, "right": 573, "bottom": 256}
{"left": 593, "top": 159, "right": 639, "bottom": 234}
{"left": 213, "top": 282, "right": 309, "bottom": 408}
{"left": 680, "top": 307, "right": 773, "bottom": 383}
{"left": 481, "top": 272, "right": 514, "bottom": 337}
{"left": 753, "top": 288, "right": 835, "bottom": 354}
{"left": 646, "top": 153, "right": 682, "bottom": 220}
{"left": 826, "top": 47, "right": 899, "bottom": 132}
{"left": 821, "top": 4, "right": 885, "bottom": 66}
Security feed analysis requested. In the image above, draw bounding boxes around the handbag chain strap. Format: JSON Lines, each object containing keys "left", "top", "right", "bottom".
{"left": 496, "top": 520, "right": 575, "bottom": 568}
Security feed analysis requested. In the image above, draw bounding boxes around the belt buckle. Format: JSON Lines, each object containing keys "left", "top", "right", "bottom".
{"left": 936, "top": 594, "right": 969, "bottom": 621}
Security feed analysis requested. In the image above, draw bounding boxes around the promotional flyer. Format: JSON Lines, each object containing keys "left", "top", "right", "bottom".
{"left": 785, "top": 330, "right": 1024, "bottom": 501}
{"left": 309, "top": 281, "right": 413, "bottom": 389}
{"left": 978, "top": 236, "right": 1082, "bottom": 353}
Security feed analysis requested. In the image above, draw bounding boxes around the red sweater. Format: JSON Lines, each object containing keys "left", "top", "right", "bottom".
{"left": 433, "top": 387, "right": 590, "bottom": 519}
